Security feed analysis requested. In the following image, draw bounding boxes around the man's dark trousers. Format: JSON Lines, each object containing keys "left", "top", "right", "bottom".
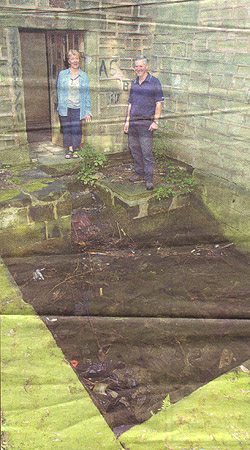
{"left": 128, "top": 119, "right": 154, "bottom": 183}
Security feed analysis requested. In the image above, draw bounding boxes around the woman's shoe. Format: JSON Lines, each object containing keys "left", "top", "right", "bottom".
{"left": 72, "top": 151, "right": 79, "bottom": 158}
{"left": 65, "top": 150, "right": 73, "bottom": 159}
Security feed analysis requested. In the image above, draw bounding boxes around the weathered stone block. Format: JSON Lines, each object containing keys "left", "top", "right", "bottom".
{"left": 171, "top": 43, "right": 186, "bottom": 57}
{"left": 223, "top": 113, "right": 244, "bottom": 125}
{"left": 99, "top": 46, "right": 112, "bottom": 57}
{"left": 227, "top": 89, "right": 246, "bottom": 102}
{"left": 113, "top": 195, "right": 140, "bottom": 219}
{"left": 148, "top": 195, "right": 172, "bottom": 215}
{"left": 70, "top": 191, "right": 95, "bottom": 210}
{"left": 229, "top": 123, "right": 250, "bottom": 139}
{"left": 56, "top": 197, "right": 72, "bottom": 218}
{"left": 174, "top": 60, "right": 193, "bottom": 75}
{"left": 0, "top": 222, "right": 46, "bottom": 257}
{"left": 189, "top": 79, "right": 209, "bottom": 94}
{"left": 0, "top": 191, "right": 31, "bottom": 208}
{"left": 205, "top": 118, "right": 229, "bottom": 135}
{"left": 0, "top": 144, "right": 30, "bottom": 166}
{"left": 208, "top": 86, "right": 228, "bottom": 97}
{"left": 120, "top": 58, "right": 132, "bottom": 69}
{"left": 32, "top": 180, "right": 68, "bottom": 202}
{"left": 238, "top": 65, "right": 250, "bottom": 75}
{"left": 159, "top": 57, "right": 171, "bottom": 71}
{"left": 232, "top": 76, "right": 246, "bottom": 89}
{"left": 195, "top": 169, "right": 250, "bottom": 253}
{"left": 0, "top": 206, "right": 28, "bottom": 228}
{"left": 117, "top": 23, "right": 139, "bottom": 32}
{"left": 46, "top": 216, "right": 71, "bottom": 239}
{"left": 29, "top": 204, "right": 55, "bottom": 223}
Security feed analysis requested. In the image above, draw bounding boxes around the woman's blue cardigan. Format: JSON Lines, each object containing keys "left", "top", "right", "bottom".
{"left": 57, "top": 68, "right": 92, "bottom": 120}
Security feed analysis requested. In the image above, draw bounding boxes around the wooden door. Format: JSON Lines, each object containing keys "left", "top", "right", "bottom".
{"left": 46, "top": 31, "right": 85, "bottom": 146}
{"left": 20, "top": 32, "right": 50, "bottom": 135}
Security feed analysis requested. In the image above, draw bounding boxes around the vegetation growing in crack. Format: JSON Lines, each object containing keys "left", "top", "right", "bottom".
{"left": 77, "top": 143, "right": 107, "bottom": 186}
{"left": 153, "top": 127, "right": 198, "bottom": 200}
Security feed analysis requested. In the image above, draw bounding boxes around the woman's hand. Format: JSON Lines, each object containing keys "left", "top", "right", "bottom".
{"left": 84, "top": 114, "right": 92, "bottom": 122}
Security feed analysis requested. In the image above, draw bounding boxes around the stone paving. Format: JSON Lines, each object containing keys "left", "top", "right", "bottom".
{"left": 29, "top": 141, "right": 82, "bottom": 176}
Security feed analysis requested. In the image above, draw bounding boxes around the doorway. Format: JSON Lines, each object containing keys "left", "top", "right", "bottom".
{"left": 20, "top": 31, "right": 51, "bottom": 143}
{"left": 20, "top": 30, "right": 85, "bottom": 146}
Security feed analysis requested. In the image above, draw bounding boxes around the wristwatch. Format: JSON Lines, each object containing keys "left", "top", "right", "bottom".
{"left": 154, "top": 120, "right": 159, "bottom": 124}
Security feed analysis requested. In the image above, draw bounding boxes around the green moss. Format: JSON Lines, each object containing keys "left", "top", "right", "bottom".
{"left": 12, "top": 163, "right": 31, "bottom": 172}
{"left": 0, "top": 189, "right": 21, "bottom": 202}
{"left": 13, "top": 178, "right": 54, "bottom": 192}
{"left": 0, "top": 179, "right": 53, "bottom": 203}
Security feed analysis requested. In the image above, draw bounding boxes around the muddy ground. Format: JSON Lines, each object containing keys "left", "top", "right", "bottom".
{"left": 5, "top": 238, "right": 250, "bottom": 435}
{"left": 2, "top": 159, "right": 250, "bottom": 435}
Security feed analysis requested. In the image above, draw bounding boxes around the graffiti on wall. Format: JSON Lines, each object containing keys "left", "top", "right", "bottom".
{"left": 9, "top": 30, "right": 25, "bottom": 124}
{"left": 108, "top": 91, "right": 120, "bottom": 105}
{"left": 122, "top": 81, "right": 129, "bottom": 91}
{"left": 99, "top": 58, "right": 130, "bottom": 109}
{"left": 99, "top": 59, "right": 120, "bottom": 78}
{"left": 99, "top": 59, "right": 130, "bottom": 91}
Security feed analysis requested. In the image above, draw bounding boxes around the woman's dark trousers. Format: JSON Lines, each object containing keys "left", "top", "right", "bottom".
{"left": 60, "top": 108, "right": 82, "bottom": 150}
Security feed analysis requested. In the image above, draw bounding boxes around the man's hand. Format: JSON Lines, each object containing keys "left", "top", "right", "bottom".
{"left": 124, "top": 120, "right": 129, "bottom": 133}
{"left": 84, "top": 115, "right": 92, "bottom": 123}
{"left": 148, "top": 121, "right": 159, "bottom": 132}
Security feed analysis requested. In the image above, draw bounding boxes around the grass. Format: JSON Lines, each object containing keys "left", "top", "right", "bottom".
{"left": 120, "top": 367, "right": 250, "bottom": 449}
{"left": 1, "top": 259, "right": 121, "bottom": 450}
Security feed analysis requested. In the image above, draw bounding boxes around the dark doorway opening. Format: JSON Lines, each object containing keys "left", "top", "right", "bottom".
{"left": 20, "top": 31, "right": 51, "bottom": 143}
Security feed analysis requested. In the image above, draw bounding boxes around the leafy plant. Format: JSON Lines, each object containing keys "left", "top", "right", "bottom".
{"left": 77, "top": 143, "right": 106, "bottom": 186}
{"left": 156, "top": 164, "right": 198, "bottom": 200}
{"left": 151, "top": 395, "right": 171, "bottom": 417}
{"left": 153, "top": 126, "right": 197, "bottom": 200}
{"left": 0, "top": 163, "right": 11, "bottom": 169}
{"left": 160, "top": 395, "right": 171, "bottom": 411}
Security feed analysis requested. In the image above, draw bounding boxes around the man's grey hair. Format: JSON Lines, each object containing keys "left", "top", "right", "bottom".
{"left": 135, "top": 55, "right": 149, "bottom": 65}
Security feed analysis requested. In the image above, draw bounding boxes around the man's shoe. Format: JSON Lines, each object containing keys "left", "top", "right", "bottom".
{"left": 146, "top": 181, "right": 154, "bottom": 190}
{"left": 129, "top": 174, "right": 144, "bottom": 182}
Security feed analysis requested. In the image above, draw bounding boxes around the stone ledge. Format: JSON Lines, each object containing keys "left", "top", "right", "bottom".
{"left": 97, "top": 177, "right": 190, "bottom": 219}
{"left": 0, "top": 178, "right": 72, "bottom": 256}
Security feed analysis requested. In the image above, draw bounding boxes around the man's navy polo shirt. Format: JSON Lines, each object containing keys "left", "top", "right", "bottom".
{"left": 128, "top": 73, "right": 164, "bottom": 120}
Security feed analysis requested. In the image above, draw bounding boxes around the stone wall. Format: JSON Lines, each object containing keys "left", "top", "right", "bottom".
{"left": 148, "top": 0, "right": 250, "bottom": 251}
{"left": 0, "top": 27, "right": 30, "bottom": 165}
{"left": 0, "top": 0, "right": 156, "bottom": 164}
{"left": 152, "top": 0, "right": 250, "bottom": 189}
{"left": 82, "top": 2, "right": 156, "bottom": 153}
{"left": 0, "top": 0, "right": 249, "bottom": 170}
{"left": 0, "top": 178, "right": 72, "bottom": 256}
{"left": 1, "top": 0, "right": 250, "bottom": 249}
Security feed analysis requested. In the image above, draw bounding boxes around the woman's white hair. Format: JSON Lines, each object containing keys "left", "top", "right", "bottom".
{"left": 67, "top": 49, "right": 80, "bottom": 60}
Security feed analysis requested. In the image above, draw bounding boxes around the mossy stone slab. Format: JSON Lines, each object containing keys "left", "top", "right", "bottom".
{"left": 97, "top": 178, "right": 158, "bottom": 203}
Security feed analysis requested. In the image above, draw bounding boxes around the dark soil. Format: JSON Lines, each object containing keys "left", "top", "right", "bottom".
{"left": 3, "top": 159, "right": 250, "bottom": 435}
{"left": 6, "top": 239, "right": 250, "bottom": 434}
{"left": 0, "top": 168, "right": 15, "bottom": 190}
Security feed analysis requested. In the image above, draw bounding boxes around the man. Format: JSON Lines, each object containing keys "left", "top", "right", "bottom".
{"left": 124, "top": 56, "right": 164, "bottom": 190}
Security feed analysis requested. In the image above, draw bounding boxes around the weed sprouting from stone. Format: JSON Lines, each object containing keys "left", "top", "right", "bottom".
{"left": 77, "top": 143, "right": 107, "bottom": 186}
{"left": 153, "top": 127, "right": 197, "bottom": 200}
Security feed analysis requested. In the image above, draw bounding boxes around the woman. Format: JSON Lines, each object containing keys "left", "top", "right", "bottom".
{"left": 57, "top": 49, "right": 92, "bottom": 159}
